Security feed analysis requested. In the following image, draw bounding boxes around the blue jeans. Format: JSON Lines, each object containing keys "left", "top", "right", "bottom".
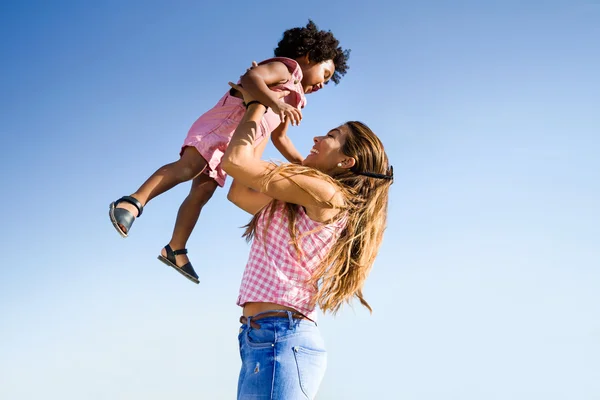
{"left": 237, "top": 311, "right": 327, "bottom": 400}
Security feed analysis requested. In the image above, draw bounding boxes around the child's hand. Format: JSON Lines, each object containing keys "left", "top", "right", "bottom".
{"left": 272, "top": 102, "right": 302, "bottom": 126}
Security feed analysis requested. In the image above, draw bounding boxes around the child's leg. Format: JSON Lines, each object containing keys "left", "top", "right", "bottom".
{"left": 115, "top": 146, "right": 207, "bottom": 221}
{"left": 159, "top": 173, "right": 218, "bottom": 267}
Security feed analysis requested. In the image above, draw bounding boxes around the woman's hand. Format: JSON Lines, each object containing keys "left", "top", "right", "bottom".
{"left": 228, "top": 81, "right": 258, "bottom": 104}
{"left": 228, "top": 81, "right": 300, "bottom": 125}
{"left": 230, "top": 61, "right": 301, "bottom": 125}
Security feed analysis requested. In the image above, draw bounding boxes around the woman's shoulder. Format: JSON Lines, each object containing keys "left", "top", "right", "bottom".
{"left": 299, "top": 179, "right": 347, "bottom": 223}
{"left": 298, "top": 202, "right": 348, "bottom": 227}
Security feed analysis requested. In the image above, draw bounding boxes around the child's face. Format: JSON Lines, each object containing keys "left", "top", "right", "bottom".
{"left": 300, "top": 59, "right": 335, "bottom": 95}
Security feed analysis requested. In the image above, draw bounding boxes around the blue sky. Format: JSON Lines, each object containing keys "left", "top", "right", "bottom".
{"left": 1, "top": 1, "right": 599, "bottom": 399}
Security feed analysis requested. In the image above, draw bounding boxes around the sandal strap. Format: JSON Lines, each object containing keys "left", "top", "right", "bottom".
{"left": 172, "top": 248, "right": 188, "bottom": 256}
{"left": 116, "top": 196, "right": 144, "bottom": 217}
{"left": 163, "top": 244, "right": 188, "bottom": 264}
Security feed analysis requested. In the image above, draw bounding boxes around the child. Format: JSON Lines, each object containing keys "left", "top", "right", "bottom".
{"left": 108, "top": 20, "right": 350, "bottom": 284}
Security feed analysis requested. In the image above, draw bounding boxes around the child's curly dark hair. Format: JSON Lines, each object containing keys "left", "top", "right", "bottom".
{"left": 274, "top": 20, "right": 350, "bottom": 85}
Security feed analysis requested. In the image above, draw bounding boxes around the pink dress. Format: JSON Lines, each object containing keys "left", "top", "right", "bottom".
{"left": 181, "top": 57, "right": 307, "bottom": 187}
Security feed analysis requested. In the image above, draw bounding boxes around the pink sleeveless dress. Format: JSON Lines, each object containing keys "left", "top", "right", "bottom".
{"left": 181, "top": 57, "right": 307, "bottom": 187}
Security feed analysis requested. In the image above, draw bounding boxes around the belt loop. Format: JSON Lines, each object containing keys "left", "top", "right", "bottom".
{"left": 286, "top": 310, "right": 294, "bottom": 329}
{"left": 246, "top": 316, "right": 253, "bottom": 331}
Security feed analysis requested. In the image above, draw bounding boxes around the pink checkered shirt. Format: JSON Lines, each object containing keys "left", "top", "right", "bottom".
{"left": 237, "top": 202, "right": 347, "bottom": 320}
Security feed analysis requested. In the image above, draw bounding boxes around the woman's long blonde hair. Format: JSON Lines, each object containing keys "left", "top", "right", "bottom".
{"left": 243, "top": 121, "right": 392, "bottom": 314}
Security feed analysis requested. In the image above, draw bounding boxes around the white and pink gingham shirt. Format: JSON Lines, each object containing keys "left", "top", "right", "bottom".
{"left": 237, "top": 201, "right": 347, "bottom": 320}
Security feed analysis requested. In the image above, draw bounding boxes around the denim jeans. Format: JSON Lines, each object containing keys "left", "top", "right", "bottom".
{"left": 237, "top": 311, "right": 327, "bottom": 400}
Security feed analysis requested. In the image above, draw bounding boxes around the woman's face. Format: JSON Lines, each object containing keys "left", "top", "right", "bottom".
{"left": 303, "top": 124, "right": 352, "bottom": 174}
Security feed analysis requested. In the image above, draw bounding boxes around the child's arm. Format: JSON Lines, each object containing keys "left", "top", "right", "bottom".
{"left": 271, "top": 120, "right": 304, "bottom": 164}
{"left": 239, "top": 62, "right": 302, "bottom": 125}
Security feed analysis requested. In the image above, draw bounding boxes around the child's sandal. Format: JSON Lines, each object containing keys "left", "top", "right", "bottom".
{"left": 157, "top": 245, "right": 200, "bottom": 284}
{"left": 109, "top": 196, "right": 144, "bottom": 238}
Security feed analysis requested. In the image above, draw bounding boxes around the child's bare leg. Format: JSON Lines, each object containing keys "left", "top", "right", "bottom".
{"left": 115, "top": 147, "right": 207, "bottom": 220}
{"left": 159, "top": 173, "right": 218, "bottom": 266}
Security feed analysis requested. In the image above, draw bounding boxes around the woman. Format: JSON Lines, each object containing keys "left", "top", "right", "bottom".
{"left": 222, "top": 82, "right": 393, "bottom": 399}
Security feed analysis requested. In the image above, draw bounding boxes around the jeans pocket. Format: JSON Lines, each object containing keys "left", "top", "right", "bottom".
{"left": 293, "top": 346, "right": 327, "bottom": 399}
{"left": 244, "top": 327, "right": 276, "bottom": 349}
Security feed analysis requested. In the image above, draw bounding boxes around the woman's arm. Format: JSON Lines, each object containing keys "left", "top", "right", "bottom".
{"left": 227, "top": 133, "right": 273, "bottom": 215}
{"left": 222, "top": 102, "right": 343, "bottom": 220}
{"left": 227, "top": 180, "right": 272, "bottom": 215}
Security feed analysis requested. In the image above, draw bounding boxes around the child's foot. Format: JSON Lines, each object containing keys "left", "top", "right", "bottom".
{"left": 115, "top": 202, "right": 139, "bottom": 218}
{"left": 157, "top": 245, "right": 199, "bottom": 284}
{"left": 109, "top": 196, "right": 143, "bottom": 237}
{"left": 160, "top": 246, "right": 189, "bottom": 267}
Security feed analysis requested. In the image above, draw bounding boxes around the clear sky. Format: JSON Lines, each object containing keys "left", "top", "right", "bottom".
{"left": 1, "top": 1, "right": 599, "bottom": 399}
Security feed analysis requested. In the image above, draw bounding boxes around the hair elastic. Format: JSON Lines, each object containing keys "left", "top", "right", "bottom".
{"left": 355, "top": 165, "right": 394, "bottom": 182}
{"left": 244, "top": 100, "right": 268, "bottom": 113}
